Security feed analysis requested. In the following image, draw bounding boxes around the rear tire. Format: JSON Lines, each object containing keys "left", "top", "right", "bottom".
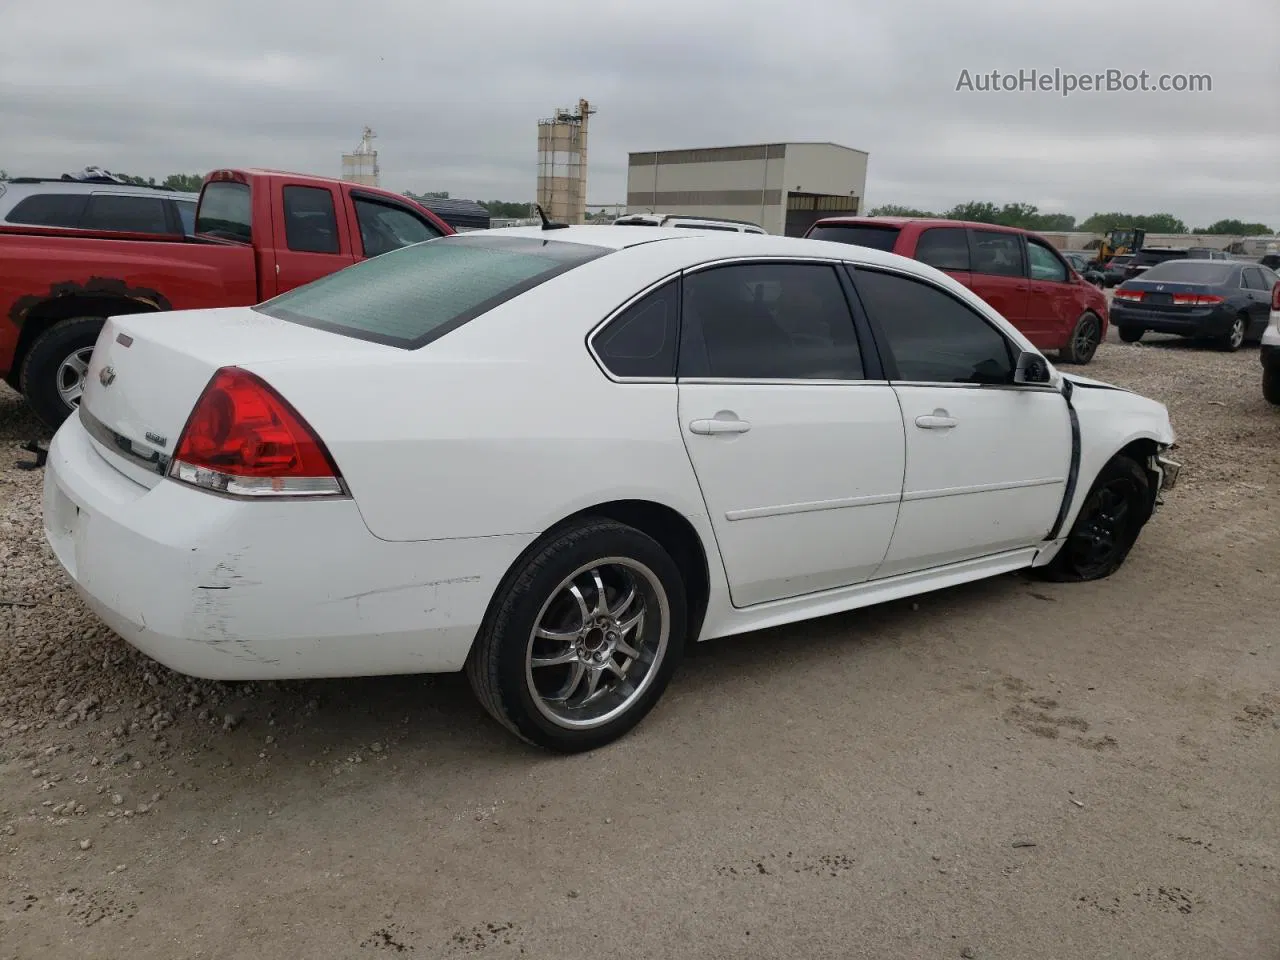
{"left": 1263, "top": 366, "right": 1280, "bottom": 406}
{"left": 1217, "top": 314, "right": 1247, "bottom": 352}
{"left": 1036, "top": 455, "right": 1152, "bottom": 582}
{"left": 465, "top": 518, "right": 687, "bottom": 753}
{"left": 1118, "top": 327, "right": 1144, "bottom": 343}
{"left": 1059, "top": 312, "right": 1102, "bottom": 364}
{"left": 18, "top": 317, "right": 106, "bottom": 431}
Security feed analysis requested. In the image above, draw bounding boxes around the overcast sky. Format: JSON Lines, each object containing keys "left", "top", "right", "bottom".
{"left": 2, "top": 0, "right": 1277, "bottom": 228}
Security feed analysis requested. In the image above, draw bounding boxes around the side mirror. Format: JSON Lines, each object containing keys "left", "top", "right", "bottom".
{"left": 1013, "top": 350, "right": 1052, "bottom": 385}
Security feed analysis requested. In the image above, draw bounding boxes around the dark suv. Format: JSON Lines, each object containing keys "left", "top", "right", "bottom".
{"left": 1124, "top": 247, "right": 1228, "bottom": 282}
{"left": 0, "top": 178, "right": 198, "bottom": 236}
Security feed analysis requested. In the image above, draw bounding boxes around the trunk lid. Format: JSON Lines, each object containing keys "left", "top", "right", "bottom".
{"left": 78, "top": 307, "right": 390, "bottom": 488}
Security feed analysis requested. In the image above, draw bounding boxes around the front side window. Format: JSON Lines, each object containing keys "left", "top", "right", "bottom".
{"left": 1026, "top": 239, "right": 1069, "bottom": 282}
{"left": 354, "top": 197, "right": 443, "bottom": 258}
{"left": 283, "top": 186, "right": 340, "bottom": 254}
{"left": 591, "top": 280, "right": 677, "bottom": 378}
{"left": 256, "top": 234, "right": 610, "bottom": 349}
{"left": 970, "top": 230, "right": 1024, "bottom": 278}
{"left": 678, "top": 262, "right": 863, "bottom": 380}
{"left": 915, "top": 227, "right": 970, "bottom": 271}
{"left": 852, "top": 267, "right": 1013, "bottom": 385}
{"left": 82, "top": 195, "right": 170, "bottom": 234}
{"left": 196, "top": 181, "right": 252, "bottom": 243}
{"left": 5, "top": 193, "right": 88, "bottom": 227}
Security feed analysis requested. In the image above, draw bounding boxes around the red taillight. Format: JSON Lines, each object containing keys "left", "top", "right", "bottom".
{"left": 169, "top": 367, "right": 344, "bottom": 498}
{"left": 1114, "top": 289, "right": 1145, "bottom": 301}
{"left": 1272, "top": 282, "right": 1280, "bottom": 311}
{"left": 1171, "top": 293, "right": 1224, "bottom": 305}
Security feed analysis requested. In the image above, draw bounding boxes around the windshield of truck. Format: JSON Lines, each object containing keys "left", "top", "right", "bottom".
{"left": 196, "top": 181, "right": 252, "bottom": 243}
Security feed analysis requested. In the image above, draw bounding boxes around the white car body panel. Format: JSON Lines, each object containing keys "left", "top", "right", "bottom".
{"left": 46, "top": 227, "right": 1178, "bottom": 682}
{"left": 1262, "top": 305, "right": 1280, "bottom": 348}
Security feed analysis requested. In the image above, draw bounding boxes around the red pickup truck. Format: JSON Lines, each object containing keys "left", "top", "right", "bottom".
{"left": 1, "top": 169, "right": 454, "bottom": 428}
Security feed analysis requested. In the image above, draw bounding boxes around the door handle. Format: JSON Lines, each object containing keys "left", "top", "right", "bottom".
{"left": 689, "top": 417, "right": 751, "bottom": 436}
{"left": 915, "top": 413, "right": 958, "bottom": 429}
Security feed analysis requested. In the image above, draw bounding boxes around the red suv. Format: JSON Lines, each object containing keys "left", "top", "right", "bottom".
{"left": 804, "top": 217, "right": 1110, "bottom": 364}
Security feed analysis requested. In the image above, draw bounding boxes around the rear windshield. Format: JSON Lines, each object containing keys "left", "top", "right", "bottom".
{"left": 196, "top": 181, "right": 252, "bottom": 243}
{"left": 1132, "top": 250, "right": 1186, "bottom": 266}
{"left": 255, "top": 233, "right": 610, "bottom": 349}
{"left": 805, "top": 223, "right": 901, "bottom": 252}
{"left": 1138, "top": 260, "right": 1234, "bottom": 285}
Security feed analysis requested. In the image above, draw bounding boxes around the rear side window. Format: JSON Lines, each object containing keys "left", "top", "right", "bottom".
{"left": 256, "top": 234, "right": 610, "bottom": 349}
{"left": 915, "top": 227, "right": 970, "bottom": 271}
{"left": 970, "top": 230, "right": 1024, "bottom": 278}
{"left": 283, "top": 186, "right": 340, "bottom": 254}
{"left": 175, "top": 200, "right": 196, "bottom": 234}
{"left": 1132, "top": 250, "right": 1185, "bottom": 266}
{"left": 196, "top": 181, "right": 252, "bottom": 243}
{"left": 590, "top": 280, "right": 678, "bottom": 378}
{"left": 82, "top": 195, "right": 170, "bottom": 234}
{"left": 1242, "top": 267, "right": 1268, "bottom": 290}
{"left": 805, "top": 223, "right": 901, "bottom": 252}
{"left": 5, "top": 193, "right": 87, "bottom": 227}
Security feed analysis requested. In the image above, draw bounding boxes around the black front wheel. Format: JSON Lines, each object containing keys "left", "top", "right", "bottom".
{"left": 1059, "top": 312, "right": 1102, "bottom": 364}
{"left": 1117, "top": 327, "right": 1144, "bottom": 344}
{"left": 1037, "top": 455, "right": 1152, "bottom": 582}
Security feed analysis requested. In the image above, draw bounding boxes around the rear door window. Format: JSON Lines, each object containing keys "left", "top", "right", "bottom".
{"left": 5, "top": 193, "right": 88, "bottom": 227}
{"left": 196, "top": 181, "right": 252, "bottom": 243}
{"left": 82, "top": 194, "right": 171, "bottom": 234}
{"left": 805, "top": 223, "right": 902, "bottom": 251}
{"left": 282, "top": 186, "right": 340, "bottom": 254}
{"left": 914, "top": 227, "right": 970, "bottom": 271}
{"left": 969, "top": 230, "right": 1024, "bottom": 277}
{"left": 256, "top": 234, "right": 610, "bottom": 349}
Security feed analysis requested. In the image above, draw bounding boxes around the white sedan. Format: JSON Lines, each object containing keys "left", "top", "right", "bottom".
{"left": 43, "top": 226, "right": 1181, "bottom": 752}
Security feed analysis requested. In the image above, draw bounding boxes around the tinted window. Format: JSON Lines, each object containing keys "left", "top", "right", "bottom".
{"left": 175, "top": 200, "right": 196, "bottom": 234}
{"left": 1131, "top": 250, "right": 1186, "bottom": 266}
{"left": 256, "top": 234, "right": 609, "bottom": 349}
{"left": 5, "top": 193, "right": 87, "bottom": 227}
{"left": 1259, "top": 266, "right": 1278, "bottom": 287}
{"left": 196, "top": 181, "right": 252, "bottom": 243}
{"left": 1242, "top": 267, "right": 1268, "bottom": 290}
{"left": 1027, "top": 239, "right": 1069, "bottom": 282}
{"left": 853, "top": 268, "right": 1013, "bottom": 385}
{"left": 354, "top": 197, "right": 443, "bottom": 258}
{"left": 283, "top": 186, "right": 340, "bottom": 254}
{"left": 1108, "top": 255, "right": 1133, "bottom": 266}
{"left": 591, "top": 281, "right": 677, "bottom": 378}
{"left": 82, "top": 194, "right": 170, "bottom": 234}
{"left": 679, "top": 262, "right": 863, "bottom": 380}
{"left": 970, "top": 230, "right": 1024, "bottom": 277}
{"left": 915, "top": 227, "right": 970, "bottom": 271}
{"left": 1140, "top": 261, "right": 1234, "bottom": 284}
{"left": 805, "top": 223, "right": 901, "bottom": 252}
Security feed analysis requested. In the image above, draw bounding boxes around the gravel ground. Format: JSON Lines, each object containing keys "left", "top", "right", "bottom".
{"left": 1, "top": 331, "right": 1277, "bottom": 960}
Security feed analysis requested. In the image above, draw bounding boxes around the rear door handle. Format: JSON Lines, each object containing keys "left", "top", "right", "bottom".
{"left": 915, "top": 413, "right": 958, "bottom": 430}
{"left": 689, "top": 418, "right": 751, "bottom": 436}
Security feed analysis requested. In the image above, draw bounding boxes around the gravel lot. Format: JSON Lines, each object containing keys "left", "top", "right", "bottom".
{"left": 2, "top": 331, "right": 1277, "bottom": 960}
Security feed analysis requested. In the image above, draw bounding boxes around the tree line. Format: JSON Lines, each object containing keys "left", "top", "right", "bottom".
{"left": 867, "top": 202, "right": 1273, "bottom": 236}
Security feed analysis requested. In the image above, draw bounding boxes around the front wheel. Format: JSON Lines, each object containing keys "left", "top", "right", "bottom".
{"left": 1037, "top": 455, "right": 1152, "bottom": 582}
{"left": 17, "top": 317, "right": 106, "bottom": 431}
{"left": 1118, "top": 327, "right": 1144, "bottom": 344}
{"left": 466, "top": 518, "right": 687, "bottom": 752}
{"left": 1263, "top": 365, "right": 1280, "bottom": 406}
{"left": 1059, "top": 312, "right": 1102, "bottom": 364}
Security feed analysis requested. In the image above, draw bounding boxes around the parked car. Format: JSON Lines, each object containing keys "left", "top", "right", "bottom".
{"left": 0, "top": 169, "right": 453, "bottom": 428}
{"left": 1261, "top": 279, "right": 1280, "bottom": 405}
{"left": 43, "top": 226, "right": 1180, "bottom": 753}
{"left": 804, "top": 217, "right": 1110, "bottom": 364}
{"left": 614, "top": 212, "right": 766, "bottom": 234}
{"left": 0, "top": 177, "right": 198, "bottom": 236}
{"left": 1063, "top": 251, "right": 1105, "bottom": 287}
{"left": 1111, "top": 259, "right": 1279, "bottom": 350}
{"left": 1121, "top": 247, "right": 1227, "bottom": 281}
{"left": 1101, "top": 254, "right": 1134, "bottom": 287}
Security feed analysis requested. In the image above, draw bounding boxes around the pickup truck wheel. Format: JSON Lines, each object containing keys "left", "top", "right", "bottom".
{"left": 1058, "top": 312, "right": 1102, "bottom": 364}
{"left": 1263, "top": 366, "right": 1280, "bottom": 406}
{"left": 18, "top": 317, "right": 106, "bottom": 431}
{"left": 1036, "top": 455, "right": 1152, "bottom": 582}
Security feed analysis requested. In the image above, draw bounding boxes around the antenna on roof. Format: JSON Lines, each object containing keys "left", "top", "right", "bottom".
{"left": 535, "top": 204, "right": 569, "bottom": 231}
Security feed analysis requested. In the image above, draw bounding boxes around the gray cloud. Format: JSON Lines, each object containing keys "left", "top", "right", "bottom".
{"left": 2, "top": 0, "right": 1276, "bottom": 226}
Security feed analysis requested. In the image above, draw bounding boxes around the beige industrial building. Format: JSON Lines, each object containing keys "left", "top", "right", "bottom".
{"left": 626, "top": 141, "right": 869, "bottom": 235}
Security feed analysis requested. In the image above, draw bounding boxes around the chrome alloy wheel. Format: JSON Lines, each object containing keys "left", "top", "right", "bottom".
{"left": 1228, "top": 316, "right": 1246, "bottom": 350}
{"left": 525, "top": 558, "right": 670, "bottom": 730}
{"left": 56, "top": 346, "right": 94, "bottom": 408}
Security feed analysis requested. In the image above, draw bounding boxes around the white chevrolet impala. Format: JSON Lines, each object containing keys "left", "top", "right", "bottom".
{"left": 43, "top": 226, "right": 1181, "bottom": 752}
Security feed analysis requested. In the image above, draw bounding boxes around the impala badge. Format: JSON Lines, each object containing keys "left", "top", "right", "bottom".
{"left": 98, "top": 366, "right": 117, "bottom": 387}
{"left": 145, "top": 431, "right": 167, "bottom": 447}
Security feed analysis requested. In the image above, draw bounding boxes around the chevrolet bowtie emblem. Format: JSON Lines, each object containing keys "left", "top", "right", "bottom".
{"left": 98, "top": 365, "right": 117, "bottom": 387}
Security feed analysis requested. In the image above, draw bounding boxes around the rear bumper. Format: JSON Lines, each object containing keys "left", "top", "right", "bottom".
{"left": 1110, "top": 303, "right": 1233, "bottom": 337}
{"left": 43, "top": 414, "right": 531, "bottom": 681}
